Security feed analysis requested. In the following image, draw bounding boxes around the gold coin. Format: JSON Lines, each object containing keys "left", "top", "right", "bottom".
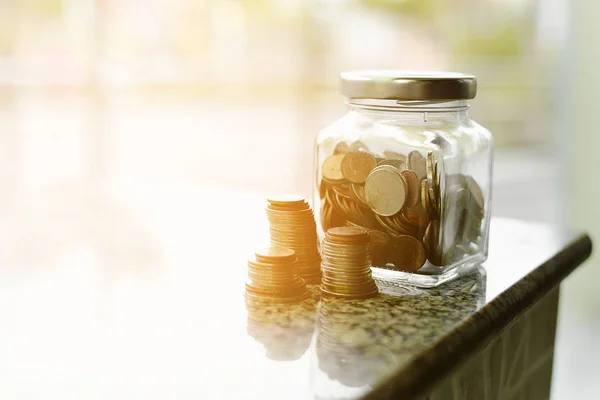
{"left": 389, "top": 235, "right": 426, "bottom": 272}
{"left": 266, "top": 207, "right": 314, "bottom": 216}
{"left": 350, "top": 140, "right": 368, "bottom": 152}
{"left": 321, "top": 282, "right": 378, "bottom": 295}
{"left": 393, "top": 212, "right": 419, "bottom": 234}
{"left": 407, "top": 151, "right": 427, "bottom": 180}
{"left": 322, "top": 154, "right": 346, "bottom": 182}
{"left": 466, "top": 176, "right": 485, "bottom": 211}
{"left": 403, "top": 205, "right": 428, "bottom": 233}
{"left": 245, "top": 290, "right": 309, "bottom": 304}
{"left": 334, "top": 142, "right": 351, "bottom": 154}
{"left": 340, "top": 151, "right": 378, "bottom": 183}
{"left": 350, "top": 183, "right": 368, "bottom": 206}
{"left": 378, "top": 159, "right": 405, "bottom": 170}
{"left": 420, "top": 179, "right": 432, "bottom": 216}
{"left": 246, "top": 281, "right": 307, "bottom": 295}
{"left": 332, "top": 183, "right": 352, "bottom": 199}
{"left": 426, "top": 152, "right": 435, "bottom": 183}
{"left": 325, "top": 226, "right": 370, "bottom": 242}
{"left": 320, "top": 287, "right": 378, "bottom": 300}
{"left": 267, "top": 195, "right": 306, "bottom": 205}
{"left": 322, "top": 270, "right": 373, "bottom": 280}
{"left": 324, "top": 206, "right": 347, "bottom": 232}
{"left": 401, "top": 170, "right": 420, "bottom": 208}
{"left": 368, "top": 230, "right": 391, "bottom": 266}
{"left": 383, "top": 151, "right": 406, "bottom": 161}
{"left": 319, "top": 180, "right": 328, "bottom": 199}
{"left": 254, "top": 247, "right": 296, "bottom": 264}
{"left": 426, "top": 153, "right": 440, "bottom": 212}
{"left": 423, "top": 220, "right": 443, "bottom": 266}
{"left": 321, "top": 201, "right": 332, "bottom": 230}
{"left": 364, "top": 165, "right": 406, "bottom": 217}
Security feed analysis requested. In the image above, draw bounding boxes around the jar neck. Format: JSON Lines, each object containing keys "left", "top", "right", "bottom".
{"left": 346, "top": 99, "right": 469, "bottom": 114}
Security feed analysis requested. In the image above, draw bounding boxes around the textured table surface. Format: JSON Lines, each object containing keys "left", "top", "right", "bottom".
{"left": 0, "top": 187, "right": 591, "bottom": 399}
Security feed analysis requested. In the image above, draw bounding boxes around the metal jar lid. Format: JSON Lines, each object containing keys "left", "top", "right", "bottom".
{"left": 340, "top": 70, "right": 477, "bottom": 101}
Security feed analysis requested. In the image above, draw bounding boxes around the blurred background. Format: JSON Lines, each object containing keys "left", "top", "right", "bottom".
{"left": 0, "top": 0, "right": 596, "bottom": 398}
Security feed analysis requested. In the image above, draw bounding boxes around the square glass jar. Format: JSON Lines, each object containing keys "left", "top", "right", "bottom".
{"left": 314, "top": 71, "right": 493, "bottom": 287}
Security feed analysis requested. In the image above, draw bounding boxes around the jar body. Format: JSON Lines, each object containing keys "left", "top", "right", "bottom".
{"left": 314, "top": 100, "right": 493, "bottom": 287}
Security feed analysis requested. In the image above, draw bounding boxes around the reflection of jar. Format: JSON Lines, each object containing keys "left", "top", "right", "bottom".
{"left": 310, "top": 266, "right": 486, "bottom": 398}
{"left": 315, "top": 71, "right": 493, "bottom": 287}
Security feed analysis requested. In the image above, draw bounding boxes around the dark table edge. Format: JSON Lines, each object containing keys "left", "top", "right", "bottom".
{"left": 362, "top": 233, "right": 593, "bottom": 400}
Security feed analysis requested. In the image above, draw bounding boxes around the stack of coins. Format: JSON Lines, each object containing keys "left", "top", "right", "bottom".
{"left": 266, "top": 197, "right": 322, "bottom": 283}
{"left": 320, "top": 226, "right": 379, "bottom": 299}
{"left": 245, "top": 247, "right": 309, "bottom": 304}
{"left": 319, "top": 140, "right": 485, "bottom": 271}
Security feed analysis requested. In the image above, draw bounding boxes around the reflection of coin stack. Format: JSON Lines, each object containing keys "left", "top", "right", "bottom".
{"left": 320, "top": 227, "right": 379, "bottom": 299}
{"left": 314, "top": 299, "right": 396, "bottom": 389}
{"left": 266, "top": 197, "right": 322, "bottom": 283}
{"left": 245, "top": 247, "right": 309, "bottom": 304}
{"left": 247, "top": 319, "right": 313, "bottom": 361}
{"left": 245, "top": 286, "right": 319, "bottom": 362}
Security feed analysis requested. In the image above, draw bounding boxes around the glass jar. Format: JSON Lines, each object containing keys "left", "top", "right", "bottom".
{"left": 314, "top": 71, "right": 493, "bottom": 287}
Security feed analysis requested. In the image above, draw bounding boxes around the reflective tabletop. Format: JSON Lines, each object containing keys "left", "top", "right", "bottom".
{"left": 0, "top": 186, "right": 590, "bottom": 399}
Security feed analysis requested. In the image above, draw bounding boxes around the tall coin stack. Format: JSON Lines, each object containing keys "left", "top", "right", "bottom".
{"left": 320, "top": 227, "right": 379, "bottom": 299}
{"left": 245, "top": 247, "right": 309, "bottom": 304}
{"left": 266, "top": 196, "right": 322, "bottom": 283}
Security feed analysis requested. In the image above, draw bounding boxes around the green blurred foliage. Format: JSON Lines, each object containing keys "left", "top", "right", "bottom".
{"left": 359, "top": 0, "right": 436, "bottom": 18}
{"left": 453, "top": 24, "right": 527, "bottom": 56}
{"left": 20, "top": 0, "right": 62, "bottom": 15}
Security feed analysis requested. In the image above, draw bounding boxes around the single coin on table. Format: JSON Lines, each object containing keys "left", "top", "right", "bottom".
{"left": 364, "top": 165, "right": 407, "bottom": 217}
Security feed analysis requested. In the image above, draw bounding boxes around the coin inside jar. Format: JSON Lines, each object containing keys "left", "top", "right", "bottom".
{"left": 408, "top": 150, "right": 427, "bottom": 180}
{"left": 340, "top": 151, "right": 378, "bottom": 183}
{"left": 383, "top": 151, "right": 406, "bottom": 161}
{"left": 368, "top": 230, "right": 391, "bottom": 266}
{"left": 334, "top": 141, "right": 351, "bottom": 154}
{"left": 400, "top": 170, "right": 420, "bottom": 208}
{"left": 378, "top": 159, "right": 405, "bottom": 170}
{"left": 466, "top": 176, "right": 485, "bottom": 211}
{"left": 364, "top": 165, "right": 406, "bottom": 217}
{"left": 423, "top": 219, "right": 442, "bottom": 266}
{"left": 322, "top": 154, "right": 346, "bottom": 182}
{"left": 390, "top": 235, "right": 426, "bottom": 272}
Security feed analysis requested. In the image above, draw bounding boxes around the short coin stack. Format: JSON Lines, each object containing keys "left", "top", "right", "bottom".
{"left": 266, "top": 196, "right": 322, "bottom": 283}
{"left": 320, "top": 227, "right": 379, "bottom": 299}
{"left": 245, "top": 247, "right": 309, "bottom": 304}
